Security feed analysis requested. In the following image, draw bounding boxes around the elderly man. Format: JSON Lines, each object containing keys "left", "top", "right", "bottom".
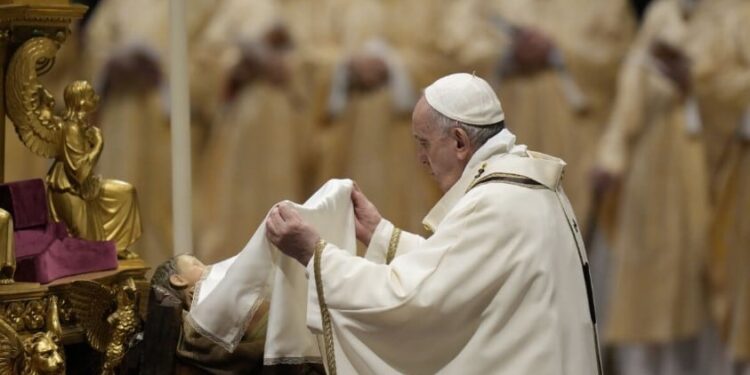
{"left": 266, "top": 73, "right": 600, "bottom": 374}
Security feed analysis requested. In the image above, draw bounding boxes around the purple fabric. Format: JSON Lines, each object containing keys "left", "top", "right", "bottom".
{"left": 14, "top": 222, "right": 69, "bottom": 258}
{"left": 0, "top": 179, "right": 49, "bottom": 230}
{"left": 1, "top": 178, "right": 119, "bottom": 284}
{"left": 14, "top": 234, "right": 118, "bottom": 284}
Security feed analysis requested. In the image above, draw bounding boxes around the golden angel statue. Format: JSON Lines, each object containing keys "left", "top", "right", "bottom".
{"left": 0, "top": 296, "right": 65, "bottom": 375}
{"left": 69, "top": 278, "right": 139, "bottom": 375}
{"left": 5, "top": 37, "right": 142, "bottom": 259}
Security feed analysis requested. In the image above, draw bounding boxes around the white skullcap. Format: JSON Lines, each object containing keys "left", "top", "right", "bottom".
{"left": 424, "top": 73, "right": 504, "bottom": 126}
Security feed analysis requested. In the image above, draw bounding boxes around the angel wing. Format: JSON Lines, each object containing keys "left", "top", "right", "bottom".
{"left": 5, "top": 37, "right": 64, "bottom": 158}
{"left": 0, "top": 317, "right": 23, "bottom": 375}
{"left": 69, "top": 280, "right": 115, "bottom": 352}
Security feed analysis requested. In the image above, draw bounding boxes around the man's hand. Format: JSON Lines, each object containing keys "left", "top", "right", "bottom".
{"left": 351, "top": 183, "right": 382, "bottom": 246}
{"left": 510, "top": 27, "right": 554, "bottom": 76}
{"left": 651, "top": 40, "right": 692, "bottom": 96}
{"left": 590, "top": 167, "right": 620, "bottom": 198}
{"left": 103, "top": 47, "right": 162, "bottom": 94}
{"left": 265, "top": 203, "right": 320, "bottom": 266}
{"left": 225, "top": 48, "right": 290, "bottom": 100}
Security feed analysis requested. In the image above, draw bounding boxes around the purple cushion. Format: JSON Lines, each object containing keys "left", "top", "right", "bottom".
{"left": 14, "top": 236, "right": 118, "bottom": 284}
{"left": 2, "top": 179, "right": 119, "bottom": 284}
{"left": 0, "top": 179, "right": 49, "bottom": 230}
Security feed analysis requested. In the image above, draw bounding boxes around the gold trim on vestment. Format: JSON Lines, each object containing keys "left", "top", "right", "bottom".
{"left": 314, "top": 239, "right": 337, "bottom": 375}
{"left": 467, "top": 172, "right": 544, "bottom": 192}
{"left": 386, "top": 228, "right": 402, "bottom": 265}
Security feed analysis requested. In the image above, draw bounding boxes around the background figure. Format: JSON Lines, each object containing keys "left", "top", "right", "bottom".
{"left": 707, "top": 4, "right": 750, "bottom": 371}
{"left": 711, "top": 130, "right": 750, "bottom": 375}
{"left": 301, "top": 0, "right": 445, "bottom": 235}
{"left": 84, "top": 0, "right": 218, "bottom": 268}
{"left": 192, "top": 0, "right": 304, "bottom": 263}
{"left": 593, "top": 0, "right": 748, "bottom": 373}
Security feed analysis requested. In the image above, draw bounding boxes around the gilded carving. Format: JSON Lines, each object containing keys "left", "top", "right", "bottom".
{"left": 0, "top": 209, "right": 14, "bottom": 285}
{"left": 5, "top": 302, "right": 25, "bottom": 332}
{"left": 0, "top": 296, "right": 65, "bottom": 375}
{"left": 70, "top": 278, "right": 139, "bottom": 374}
{"left": 55, "top": 296, "right": 74, "bottom": 325}
{"left": 23, "top": 300, "right": 46, "bottom": 332}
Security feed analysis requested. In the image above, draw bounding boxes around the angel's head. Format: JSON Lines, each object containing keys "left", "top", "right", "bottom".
{"left": 23, "top": 332, "right": 64, "bottom": 375}
{"left": 63, "top": 80, "right": 100, "bottom": 121}
{"left": 151, "top": 254, "right": 206, "bottom": 310}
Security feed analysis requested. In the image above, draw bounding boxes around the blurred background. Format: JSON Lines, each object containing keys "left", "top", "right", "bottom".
{"left": 4, "top": 0, "right": 748, "bottom": 374}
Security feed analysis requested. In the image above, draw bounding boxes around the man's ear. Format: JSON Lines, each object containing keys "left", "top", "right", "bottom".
{"left": 452, "top": 127, "right": 472, "bottom": 160}
{"left": 170, "top": 274, "right": 188, "bottom": 288}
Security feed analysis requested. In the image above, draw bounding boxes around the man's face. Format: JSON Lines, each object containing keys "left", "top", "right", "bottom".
{"left": 411, "top": 97, "right": 469, "bottom": 193}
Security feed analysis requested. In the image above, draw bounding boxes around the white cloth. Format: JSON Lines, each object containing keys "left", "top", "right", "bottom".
{"left": 188, "top": 179, "right": 357, "bottom": 364}
{"left": 305, "top": 130, "right": 601, "bottom": 374}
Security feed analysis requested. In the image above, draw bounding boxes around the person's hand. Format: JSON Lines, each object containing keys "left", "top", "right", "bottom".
{"left": 103, "top": 46, "right": 162, "bottom": 94}
{"left": 351, "top": 183, "right": 382, "bottom": 246}
{"left": 650, "top": 40, "right": 691, "bottom": 96}
{"left": 348, "top": 55, "right": 389, "bottom": 92}
{"left": 264, "top": 24, "right": 293, "bottom": 52}
{"left": 590, "top": 167, "right": 620, "bottom": 198}
{"left": 510, "top": 27, "right": 554, "bottom": 75}
{"left": 266, "top": 203, "right": 320, "bottom": 266}
{"left": 225, "top": 48, "right": 289, "bottom": 100}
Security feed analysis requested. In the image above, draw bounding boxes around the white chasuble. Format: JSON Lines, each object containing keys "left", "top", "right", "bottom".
{"left": 307, "top": 130, "right": 600, "bottom": 374}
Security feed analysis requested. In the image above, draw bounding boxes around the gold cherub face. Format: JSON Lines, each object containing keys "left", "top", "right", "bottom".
{"left": 26, "top": 333, "right": 64, "bottom": 374}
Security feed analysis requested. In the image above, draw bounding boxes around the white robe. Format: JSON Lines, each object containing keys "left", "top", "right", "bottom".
{"left": 306, "top": 130, "right": 601, "bottom": 374}
{"left": 189, "top": 130, "right": 600, "bottom": 374}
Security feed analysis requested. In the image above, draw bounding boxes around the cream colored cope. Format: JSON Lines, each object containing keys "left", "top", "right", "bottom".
{"left": 306, "top": 129, "right": 601, "bottom": 374}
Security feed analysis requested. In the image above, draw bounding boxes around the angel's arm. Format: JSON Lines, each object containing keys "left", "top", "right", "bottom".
{"left": 89, "top": 127, "right": 104, "bottom": 166}
{"left": 62, "top": 124, "right": 99, "bottom": 184}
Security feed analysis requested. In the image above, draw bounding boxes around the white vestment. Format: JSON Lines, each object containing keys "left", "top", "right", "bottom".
{"left": 188, "top": 179, "right": 357, "bottom": 364}
{"left": 306, "top": 130, "right": 601, "bottom": 374}
{"left": 190, "top": 130, "right": 600, "bottom": 374}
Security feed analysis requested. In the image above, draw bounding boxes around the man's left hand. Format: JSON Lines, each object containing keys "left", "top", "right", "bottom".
{"left": 266, "top": 203, "right": 320, "bottom": 266}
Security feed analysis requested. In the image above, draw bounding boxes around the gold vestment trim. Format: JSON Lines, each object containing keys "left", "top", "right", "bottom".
{"left": 314, "top": 239, "right": 337, "bottom": 374}
{"left": 386, "top": 228, "right": 402, "bottom": 265}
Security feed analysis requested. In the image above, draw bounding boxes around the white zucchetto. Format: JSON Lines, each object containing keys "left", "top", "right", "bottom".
{"left": 424, "top": 73, "right": 505, "bottom": 126}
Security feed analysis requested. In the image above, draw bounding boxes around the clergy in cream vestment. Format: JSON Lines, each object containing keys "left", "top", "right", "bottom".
{"left": 267, "top": 73, "right": 601, "bottom": 374}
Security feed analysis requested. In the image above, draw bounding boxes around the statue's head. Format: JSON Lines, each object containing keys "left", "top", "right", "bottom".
{"left": 151, "top": 254, "right": 206, "bottom": 310}
{"left": 116, "top": 278, "right": 138, "bottom": 307}
{"left": 63, "top": 80, "right": 99, "bottom": 118}
{"left": 23, "top": 332, "right": 64, "bottom": 375}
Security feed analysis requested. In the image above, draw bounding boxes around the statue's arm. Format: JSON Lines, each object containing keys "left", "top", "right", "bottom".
{"left": 62, "top": 124, "right": 97, "bottom": 184}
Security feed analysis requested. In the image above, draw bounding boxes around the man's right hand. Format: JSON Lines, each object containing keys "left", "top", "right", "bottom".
{"left": 351, "top": 183, "right": 382, "bottom": 246}
{"left": 509, "top": 27, "right": 554, "bottom": 76}
{"left": 650, "top": 40, "right": 691, "bottom": 96}
{"left": 103, "top": 46, "right": 162, "bottom": 94}
{"left": 590, "top": 167, "right": 620, "bottom": 198}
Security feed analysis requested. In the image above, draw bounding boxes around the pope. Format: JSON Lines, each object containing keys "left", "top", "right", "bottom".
{"left": 266, "top": 73, "right": 601, "bottom": 374}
